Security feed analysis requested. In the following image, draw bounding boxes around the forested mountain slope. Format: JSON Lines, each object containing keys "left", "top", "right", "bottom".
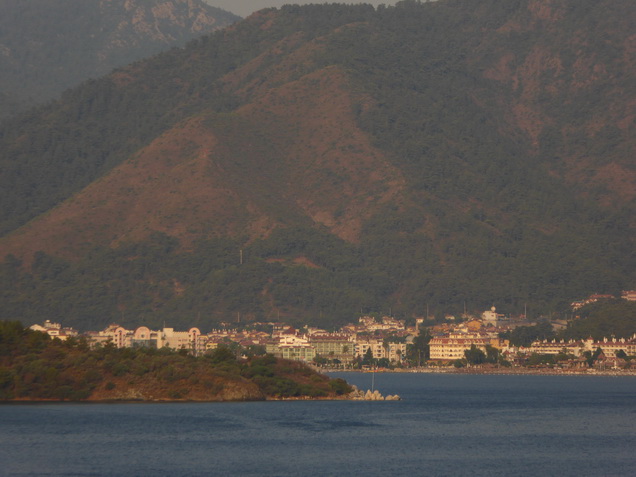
{"left": 0, "top": 0, "right": 239, "bottom": 119}
{"left": 0, "top": 0, "right": 634, "bottom": 331}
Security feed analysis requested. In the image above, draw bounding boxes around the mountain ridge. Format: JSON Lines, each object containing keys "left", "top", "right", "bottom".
{"left": 0, "top": 0, "right": 240, "bottom": 118}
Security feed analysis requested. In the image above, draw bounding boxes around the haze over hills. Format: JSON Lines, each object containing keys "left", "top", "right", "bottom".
{"left": 0, "top": 0, "right": 634, "bottom": 331}
{"left": 0, "top": 0, "right": 239, "bottom": 119}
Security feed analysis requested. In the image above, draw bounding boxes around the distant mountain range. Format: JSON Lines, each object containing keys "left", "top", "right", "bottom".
{"left": 0, "top": 0, "right": 239, "bottom": 119}
{"left": 0, "top": 0, "right": 634, "bottom": 331}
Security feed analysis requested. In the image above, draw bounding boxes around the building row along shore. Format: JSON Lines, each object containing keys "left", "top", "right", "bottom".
{"left": 29, "top": 296, "right": 636, "bottom": 368}
{"left": 29, "top": 316, "right": 410, "bottom": 365}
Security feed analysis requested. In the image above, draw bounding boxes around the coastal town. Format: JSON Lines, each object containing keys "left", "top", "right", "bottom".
{"left": 30, "top": 291, "right": 636, "bottom": 372}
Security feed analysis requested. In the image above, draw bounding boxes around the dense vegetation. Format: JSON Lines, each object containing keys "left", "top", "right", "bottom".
{"left": 500, "top": 321, "right": 556, "bottom": 348}
{"left": 561, "top": 301, "right": 636, "bottom": 341}
{"left": 0, "top": 321, "right": 351, "bottom": 401}
{"left": 0, "top": 1, "right": 634, "bottom": 331}
{"left": 0, "top": 231, "right": 387, "bottom": 331}
{"left": 0, "top": 0, "right": 239, "bottom": 119}
{"left": 500, "top": 301, "right": 636, "bottom": 346}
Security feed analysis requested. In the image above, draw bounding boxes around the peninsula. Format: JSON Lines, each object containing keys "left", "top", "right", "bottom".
{"left": 0, "top": 321, "right": 352, "bottom": 402}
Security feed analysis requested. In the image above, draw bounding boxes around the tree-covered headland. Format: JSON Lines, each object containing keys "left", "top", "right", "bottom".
{"left": 0, "top": 321, "right": 352, "bottom": 401}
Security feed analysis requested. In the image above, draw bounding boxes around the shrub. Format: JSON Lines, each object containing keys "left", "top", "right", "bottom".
{"left": 328, "top": 378, "right": 351, "bottom": 395}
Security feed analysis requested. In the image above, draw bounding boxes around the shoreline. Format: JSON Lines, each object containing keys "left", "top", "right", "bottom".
{"left": 324, "top": 367, "right": 636, "bottom": 377}
{"left": 4, "top": 369, "right": 635, "bottom": 403}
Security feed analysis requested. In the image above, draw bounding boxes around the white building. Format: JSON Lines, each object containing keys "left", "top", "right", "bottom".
{"left": 157, "top": 327, "right": 201, "bottom": 352}
{"left": 481, "top": 306, "right": 500, "bottom": 326}
{"left": 355, "top": 338, "right": 407, "bottom": 363}
{"left": 87, "top": 325, "right": 203, "bottom": 353}
{"left": 267, "top": 334, "right": 316, "bottom": 362}
{"left": 29, "top": 320, "right": 78, "bottom": 341}
{"left": 526, "top": 335, "right": 636, "bottom": 358}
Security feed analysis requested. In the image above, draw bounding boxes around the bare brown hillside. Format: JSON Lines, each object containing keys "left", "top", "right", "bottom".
{"left": 1, "top": 64, "right": 404, "bottom": 261}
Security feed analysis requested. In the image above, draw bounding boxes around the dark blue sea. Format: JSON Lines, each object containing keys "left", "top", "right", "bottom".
{"left": 1, "top": 373, "right": 635, "bottom": 476}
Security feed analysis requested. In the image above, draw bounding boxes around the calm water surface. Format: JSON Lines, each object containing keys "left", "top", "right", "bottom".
{"left": 1, "top": 373, "right": 635, "bottom": 476}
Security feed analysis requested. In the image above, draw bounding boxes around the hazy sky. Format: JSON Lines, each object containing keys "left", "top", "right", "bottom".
{"left": 206, "top": 1, "right": 397, "bottom": 18}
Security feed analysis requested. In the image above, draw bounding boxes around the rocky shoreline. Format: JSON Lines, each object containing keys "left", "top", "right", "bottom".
{"left": 346, "top": 385, "right": 400, "bottom": 401}
{"left": 5, "top": 388, "right": 402, "bottom": 403}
